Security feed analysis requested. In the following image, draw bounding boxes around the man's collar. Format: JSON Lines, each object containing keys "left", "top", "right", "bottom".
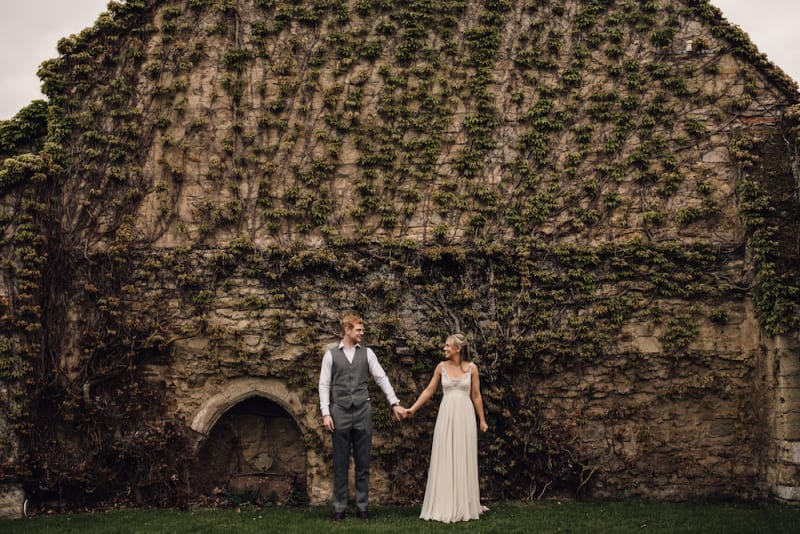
{"left": 339, "top": 342, "right": 361, "bottom": 349}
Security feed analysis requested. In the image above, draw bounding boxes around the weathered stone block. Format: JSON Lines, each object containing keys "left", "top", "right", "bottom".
{"left": 776, "top": 412, "right": 800, "bottom": 440}
{"left": 774, "top": 485, "right": 800, "bottom": 502}
{"left": 775, "top": 388, "right": 800, "bottom": 411}
{"left": 701, "top": 147, "right": 728, "bottom": 163}
{"left": 777, "top": 441, "right": 800, "bottom": 465}
{"left": 772, "top": 336, "right": 800, "bottom": 351}
{"left": 0, "top": 484, "right": 24, "bottom": 519}
{"left": 633, "top": 336, "right": 662, "bottom": 354}
{"left": 779, "top": 354, "right": 800, "bottom": 377}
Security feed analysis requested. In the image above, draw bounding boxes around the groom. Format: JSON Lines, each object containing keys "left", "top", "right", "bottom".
{"left": 318, "top": 314, "right": 406, "bottom": 521}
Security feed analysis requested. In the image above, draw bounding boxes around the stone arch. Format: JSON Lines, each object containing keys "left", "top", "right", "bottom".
{"left": 189, "top": 377, "right": 313, "bottom": 503}
{"left": 190, "top": 377, "right": 305, "bottom": 435}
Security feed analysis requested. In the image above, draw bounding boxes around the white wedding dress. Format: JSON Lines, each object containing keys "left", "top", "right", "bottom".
{"left": 420, "top": 363, "right": 486, "bottom": 522}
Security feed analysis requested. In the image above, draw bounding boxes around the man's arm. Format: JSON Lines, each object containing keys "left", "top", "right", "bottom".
{"left": 319, "top": 350, "right": 333, "bottom": 417}
{"left": 366, "top": 348, "right": 404, "bottom": 421}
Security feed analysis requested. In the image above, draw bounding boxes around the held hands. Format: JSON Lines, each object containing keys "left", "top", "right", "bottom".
{"left": 392, "top": 404, "right": 408, "bottom": 421}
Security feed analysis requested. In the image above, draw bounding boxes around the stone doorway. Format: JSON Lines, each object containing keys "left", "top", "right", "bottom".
{"left": 194, "top": 395, "right": 307, "bottom": 504}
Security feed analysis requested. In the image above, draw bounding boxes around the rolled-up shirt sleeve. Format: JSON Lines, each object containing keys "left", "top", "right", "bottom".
{"left": 367, "top": 348, "right": 400, "bottom": 406}
{"left": 318, "top": 350, "right": 333, "bottom": 417}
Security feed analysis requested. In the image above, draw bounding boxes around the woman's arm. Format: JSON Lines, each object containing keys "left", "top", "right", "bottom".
{"left": 470, "top": 364, "right": 488, "bottom": 432}
{"left": 408, "top": 363, "right": 442, "bottom": 416}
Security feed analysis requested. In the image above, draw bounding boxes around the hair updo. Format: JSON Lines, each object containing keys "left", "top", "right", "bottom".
{"left": 447, "top": 333, "right": 470, "bottom": 361}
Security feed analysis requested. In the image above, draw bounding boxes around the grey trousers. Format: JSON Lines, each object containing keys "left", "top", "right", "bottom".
{"left": 331, "top": 402, "right": 372, "bottom": 512}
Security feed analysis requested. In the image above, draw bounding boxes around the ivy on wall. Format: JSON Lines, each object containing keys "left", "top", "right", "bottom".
{"left": 0, "top": 0, "right": 798, "bottom": 509}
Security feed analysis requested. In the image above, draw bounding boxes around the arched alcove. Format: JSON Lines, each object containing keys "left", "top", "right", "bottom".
{"left": 190, "top": 378, "right": 310, "bottom": 504}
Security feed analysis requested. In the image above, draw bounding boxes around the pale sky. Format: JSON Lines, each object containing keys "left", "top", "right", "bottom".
{"left": 0, "top": 1, "right": 798, "bottom": 120}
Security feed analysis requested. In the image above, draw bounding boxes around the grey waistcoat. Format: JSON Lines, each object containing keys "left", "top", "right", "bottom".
{"left": 331, "top": 345, "right": 370, "bottom": 409}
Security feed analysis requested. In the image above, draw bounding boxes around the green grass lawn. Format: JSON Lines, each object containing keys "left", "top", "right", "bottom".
{"left": 1, "top": 500, "right": 798, "bottom": 533}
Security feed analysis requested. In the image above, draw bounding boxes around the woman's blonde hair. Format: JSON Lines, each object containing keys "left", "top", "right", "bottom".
{"left": 447, "top": 333, "right": 470, "bottom": 361}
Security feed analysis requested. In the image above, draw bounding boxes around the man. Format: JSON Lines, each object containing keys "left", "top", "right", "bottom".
{"left": 318, "top": 314, "right": 406, "bottom": 521}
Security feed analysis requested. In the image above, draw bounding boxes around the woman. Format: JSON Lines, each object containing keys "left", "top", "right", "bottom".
{"left": 407, "top": 333, "right": 489, "bottom": 523}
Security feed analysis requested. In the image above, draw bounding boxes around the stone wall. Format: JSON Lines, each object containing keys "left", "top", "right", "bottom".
{"left": 1, "top": 0, "right": 799, "bottom": 517}
{"left": 115, "top": 252, "right": 775, "bottom": 504}
{"left": 770, "top": 335, "right": 800, "bottom": 501}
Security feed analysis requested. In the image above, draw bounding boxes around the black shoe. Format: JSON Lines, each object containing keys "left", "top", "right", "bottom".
{"left": 331, "top": 511, "right": 345, "bottom": 521}
{"left": 357, "top": 510, "right": 369, "bottom": 520}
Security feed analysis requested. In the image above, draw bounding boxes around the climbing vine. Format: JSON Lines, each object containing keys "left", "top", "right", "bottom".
{"left": 0, "top": 0, "right": 797, "bottom": 511}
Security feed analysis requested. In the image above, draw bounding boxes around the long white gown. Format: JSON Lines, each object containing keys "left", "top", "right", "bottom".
{"left": 420, "top": 362, "right": 485, "bottom": 522}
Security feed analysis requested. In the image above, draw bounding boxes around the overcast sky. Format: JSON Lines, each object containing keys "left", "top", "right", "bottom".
{"left": 1, "top": 1, "right": 798, "bottom": 120}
